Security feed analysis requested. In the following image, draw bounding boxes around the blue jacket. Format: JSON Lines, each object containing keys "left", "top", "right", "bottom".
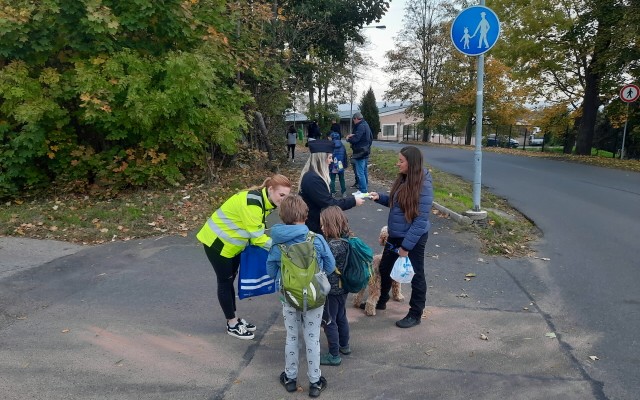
{"left": 329, "top": 132, "right": 347, "bottom": 173}
{"left": 375, "top": 169, "right": 433, "bottom": 251}
{"left": 347, "top": 119, "right": 372, "bottom": 158}
{"left": 266, "top": 223, "right": 336, "bottom": 291}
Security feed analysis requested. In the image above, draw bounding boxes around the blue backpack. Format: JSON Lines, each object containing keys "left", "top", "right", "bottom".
{"left": 341, "top": 237, "right": 373, "bottom": 293}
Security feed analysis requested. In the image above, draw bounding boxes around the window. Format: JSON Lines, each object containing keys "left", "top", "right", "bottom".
{"left": 382, "top": 124, "right": 396, "bottom": 137}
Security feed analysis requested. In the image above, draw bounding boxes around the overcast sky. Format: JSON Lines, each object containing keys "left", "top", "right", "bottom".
{"left": 354, "top": 0, "right": 408, "bottom": 103}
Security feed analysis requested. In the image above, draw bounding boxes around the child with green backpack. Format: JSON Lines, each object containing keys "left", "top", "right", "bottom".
{"left": 266, "top": 195, "right": 335, "bottom": 398}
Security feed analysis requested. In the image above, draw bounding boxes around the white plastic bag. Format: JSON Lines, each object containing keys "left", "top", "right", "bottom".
{"left": 390, "top": 256, "right": 415, "bottom": 283}
{"left": 315, "top": 271, "right": 331, "bottom": 295}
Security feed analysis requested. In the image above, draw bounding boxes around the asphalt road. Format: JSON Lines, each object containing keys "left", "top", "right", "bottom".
{"left": 376, "top": 141, "right": 640, "bottom": 399}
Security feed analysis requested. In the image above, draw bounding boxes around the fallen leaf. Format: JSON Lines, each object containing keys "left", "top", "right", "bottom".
{"left": 588, "top": 356, "right": 599, "bottom": 361}
{"left": 100, "top": 228, "right": 108, "bottom": 233}
{"left": 545, "top": 332, "right": 556, "bottom": 338}
{"left": 465, "top": 273, "right": 476, "bottom": 278}
{"left": 480, "top": 333, "right": 488, "bottom": 340}
{"left": 61, "top": 329, "right": 70, "bottom": 333}
{"left": 541, "top": 257, "right": 551, "bottom": 261}
{"left": 456, "top": 293, "right": 469, "bottom": 298}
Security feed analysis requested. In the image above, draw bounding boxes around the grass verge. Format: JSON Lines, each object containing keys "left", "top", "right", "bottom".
{"left": 368, "top": 147, "right": 539, "bottom": 257}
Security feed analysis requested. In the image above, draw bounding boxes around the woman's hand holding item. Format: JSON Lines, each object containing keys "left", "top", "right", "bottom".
{"left": 368, "top": 191, "right": 380, "bottom": 201}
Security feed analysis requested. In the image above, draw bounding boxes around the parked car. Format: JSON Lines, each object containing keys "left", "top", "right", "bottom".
{"left": 528, "top": 135, "right": 544, "bottom": 146}
{"left": 486, "top": 134, "right": 519, "bottom": 148}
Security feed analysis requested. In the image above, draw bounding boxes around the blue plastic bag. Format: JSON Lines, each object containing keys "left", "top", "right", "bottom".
{"left": 390, "top": 256, "right": 415, "bottom": 284}
{"left": 238, "top": 245, "right": 276, "bottom": 299}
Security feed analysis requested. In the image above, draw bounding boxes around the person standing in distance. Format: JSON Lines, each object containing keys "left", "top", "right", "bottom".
{"left": 368, "top": 146, "right": 433, "bottom": 328}
{"left": 197, "top": 174, "right": 292, "bottom": 339}
{"left": 286, "top": 125, "right": 297, "bottom": 161}
{"left": 330, "top": 119, "right": 342, "bottom": 138}
{"left": 346, "top": 112, "right": 372, "bottom": 194}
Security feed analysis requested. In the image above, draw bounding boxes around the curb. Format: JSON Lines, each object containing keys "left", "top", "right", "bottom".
{"left": 432, "top": 202, "right": 473, "bottom": 225}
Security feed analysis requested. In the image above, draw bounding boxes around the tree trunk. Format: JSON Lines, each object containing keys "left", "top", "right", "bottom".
{"left": 575, "top": 70, "right": 600, "bottom": 155}
{"left": 465, "top": 108, "right": 473, "bottom": 145}
{"left": 254, "top": 111, "right": 275, "bottom": 162}
{"left": 575, "top": 11, "right": 612, "bottom": 155}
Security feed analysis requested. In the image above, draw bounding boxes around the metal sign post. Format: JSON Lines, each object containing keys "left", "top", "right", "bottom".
{"left": 619, "top": 84, "right": 639, "bottom": 160}
{"left": 450, "top": 4, "right": 500, "bottom": 217}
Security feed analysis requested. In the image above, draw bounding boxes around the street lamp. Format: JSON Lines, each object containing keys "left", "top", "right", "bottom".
{"left": 349, "top": 25, "right": 386, "bottom": 135}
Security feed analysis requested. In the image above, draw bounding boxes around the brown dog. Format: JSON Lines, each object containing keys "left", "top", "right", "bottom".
{"left": 352, "top": 226, "right": 404, "bottom": 316}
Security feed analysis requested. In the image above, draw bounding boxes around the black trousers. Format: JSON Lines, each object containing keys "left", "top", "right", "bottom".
{"left": 203, "top": 240, "right": 240, "bottom": 320}
{"left": 287, "top": 144, "right": 295, "bottom": 159}
{"left": 378, "top": 232, "right": 428, "bottom": 319}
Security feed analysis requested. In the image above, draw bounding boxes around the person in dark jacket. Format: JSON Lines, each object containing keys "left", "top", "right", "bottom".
{"left": 368, "top": 146, "right": 433, "bottom": 329}
{"left": 329, "top": 119, "right": 341, "bottom": 137}
{"left": 318, "top": 206, "right": 353, "bottom": 366}
{"left": 307, "top": 120, "right": 321, "bottom": 141}
{"left": 346, "top": 112, "right": 372, "bottom": 193}
{"left": 299, "top": 140, "right": 364, "bottom": 234}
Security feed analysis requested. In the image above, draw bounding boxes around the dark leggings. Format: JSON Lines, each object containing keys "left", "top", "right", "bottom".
{"left": 287, "top": 144, "right": 295, "bottom": 159}
{"left": 203, "top": 241, "right": 240, "bottom": 320}
{"left": 378, "top": 233, "right": 428, "bottom": 319}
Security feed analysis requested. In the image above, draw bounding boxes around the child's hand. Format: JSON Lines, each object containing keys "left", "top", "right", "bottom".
{"left": 354, "top": 197, "right": 365, "bottom": 206}
{"left": 368, "top": 192, "right": 380, "bottom": 201}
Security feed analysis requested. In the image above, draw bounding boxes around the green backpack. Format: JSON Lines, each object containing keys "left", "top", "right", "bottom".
{"left": 341, "top": 237, "right": 373, "bottom": 293}
{"left": 279, "top": 232, "right": 326, "bottom": 312}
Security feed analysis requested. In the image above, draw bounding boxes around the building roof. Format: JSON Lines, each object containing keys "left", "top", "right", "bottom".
{"left": 285, "top": 112, "right": 309, "bottom": 123}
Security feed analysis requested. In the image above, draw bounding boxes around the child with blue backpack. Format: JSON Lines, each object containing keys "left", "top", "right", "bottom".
{"left": 328, "top": 130, "right": 347, "bottom": 198}
{"left": 319, "top": 206, "right": 353, "bottom": 366}
{"left": 266, "top": 195, "right": 335, "bottom": 398}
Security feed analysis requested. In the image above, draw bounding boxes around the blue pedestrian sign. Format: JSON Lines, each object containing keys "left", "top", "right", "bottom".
{"left": 451, "top": 6, "right": 500, "bottom": 56}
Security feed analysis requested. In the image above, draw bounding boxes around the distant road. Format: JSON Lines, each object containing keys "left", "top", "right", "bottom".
{"left": 375, "top": 142, "right": 640, "bottom": 399}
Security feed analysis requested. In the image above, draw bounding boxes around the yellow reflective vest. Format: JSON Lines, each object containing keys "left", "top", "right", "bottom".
{"left": 196, "top": 188, "right": 275, "bottom": 258}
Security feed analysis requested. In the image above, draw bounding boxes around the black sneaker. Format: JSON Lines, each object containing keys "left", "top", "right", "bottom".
{"left": 238, "top": 318, "right": 256, "bottom": 332}
{"left": 308, "top": 376, "right": 327, "bottom": 398}
{"left": 350, "top": 182, "right": 359, "bottom": 189}
{"left": 227, "top": 322, "right": 254, "bottom": 339}
{"left": 359, "top": 302, "right": 386, "bottom": 310}
{"left": 395, "top": 315, "right": 421, "bottom": 328}
{"left": 280, "top": 371, "right": 297, "bottom": 393}
{"left": 339, "top": 346, "right": 351, "bottom": 355}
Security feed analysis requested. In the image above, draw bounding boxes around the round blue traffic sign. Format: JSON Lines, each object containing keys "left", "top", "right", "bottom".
{"left": 451, "top": 6, "right": 501, "bottom": 56}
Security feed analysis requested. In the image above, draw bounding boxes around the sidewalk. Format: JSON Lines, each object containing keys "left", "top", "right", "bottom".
{"left": 0, "top": 149, "right": 599, "bottom": 399}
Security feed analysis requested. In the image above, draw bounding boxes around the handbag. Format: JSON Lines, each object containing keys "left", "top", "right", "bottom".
{"left": 390, "top": 256, "right": 415, "bottom": 284}
{"left": 351, "top": 147, "right": 370, "bottom": 159}
{"left": 238, "top": 245, "right": 276, "bottom": 299}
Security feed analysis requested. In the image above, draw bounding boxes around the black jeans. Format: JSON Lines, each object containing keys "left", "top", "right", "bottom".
{"left": 378, "top": 233, "right": 428, "bottom": 319}
{"left": 287, "top": 144, "right": 295, "bottom": 159}
{"left": 203, "top": 240, "right": 240, "bottom": 320}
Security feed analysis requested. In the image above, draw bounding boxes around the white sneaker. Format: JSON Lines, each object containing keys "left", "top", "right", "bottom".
{"left": 227, "top": 322, "right": 254, "bottom": 340}
{"left": 352, "top": 190, "right": 362, "bottom": 196}
{"left": 238, "top": 318, "right": 256, "bottom": 332}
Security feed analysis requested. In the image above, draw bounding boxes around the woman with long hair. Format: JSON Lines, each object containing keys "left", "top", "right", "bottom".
{"left": 298, "top": 140, "right": 364, "bottom": 234}
{"left": 368, "top": 146, "right": 433, "bottom": 328}
{"left": 197, "top": 174, "right": 292, "bottom": 339}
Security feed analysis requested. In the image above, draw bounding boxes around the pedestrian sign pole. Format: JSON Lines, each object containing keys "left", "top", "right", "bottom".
{"left": 620, "top": 84, "right": 639, "bottom": 159}
{"left": 451, "top": 3, "right": 500, "bottom": 217}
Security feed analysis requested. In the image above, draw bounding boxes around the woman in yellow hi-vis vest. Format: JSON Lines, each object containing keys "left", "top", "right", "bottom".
{"left": 197, "top": 174, "right": 292, "bottom": 339}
